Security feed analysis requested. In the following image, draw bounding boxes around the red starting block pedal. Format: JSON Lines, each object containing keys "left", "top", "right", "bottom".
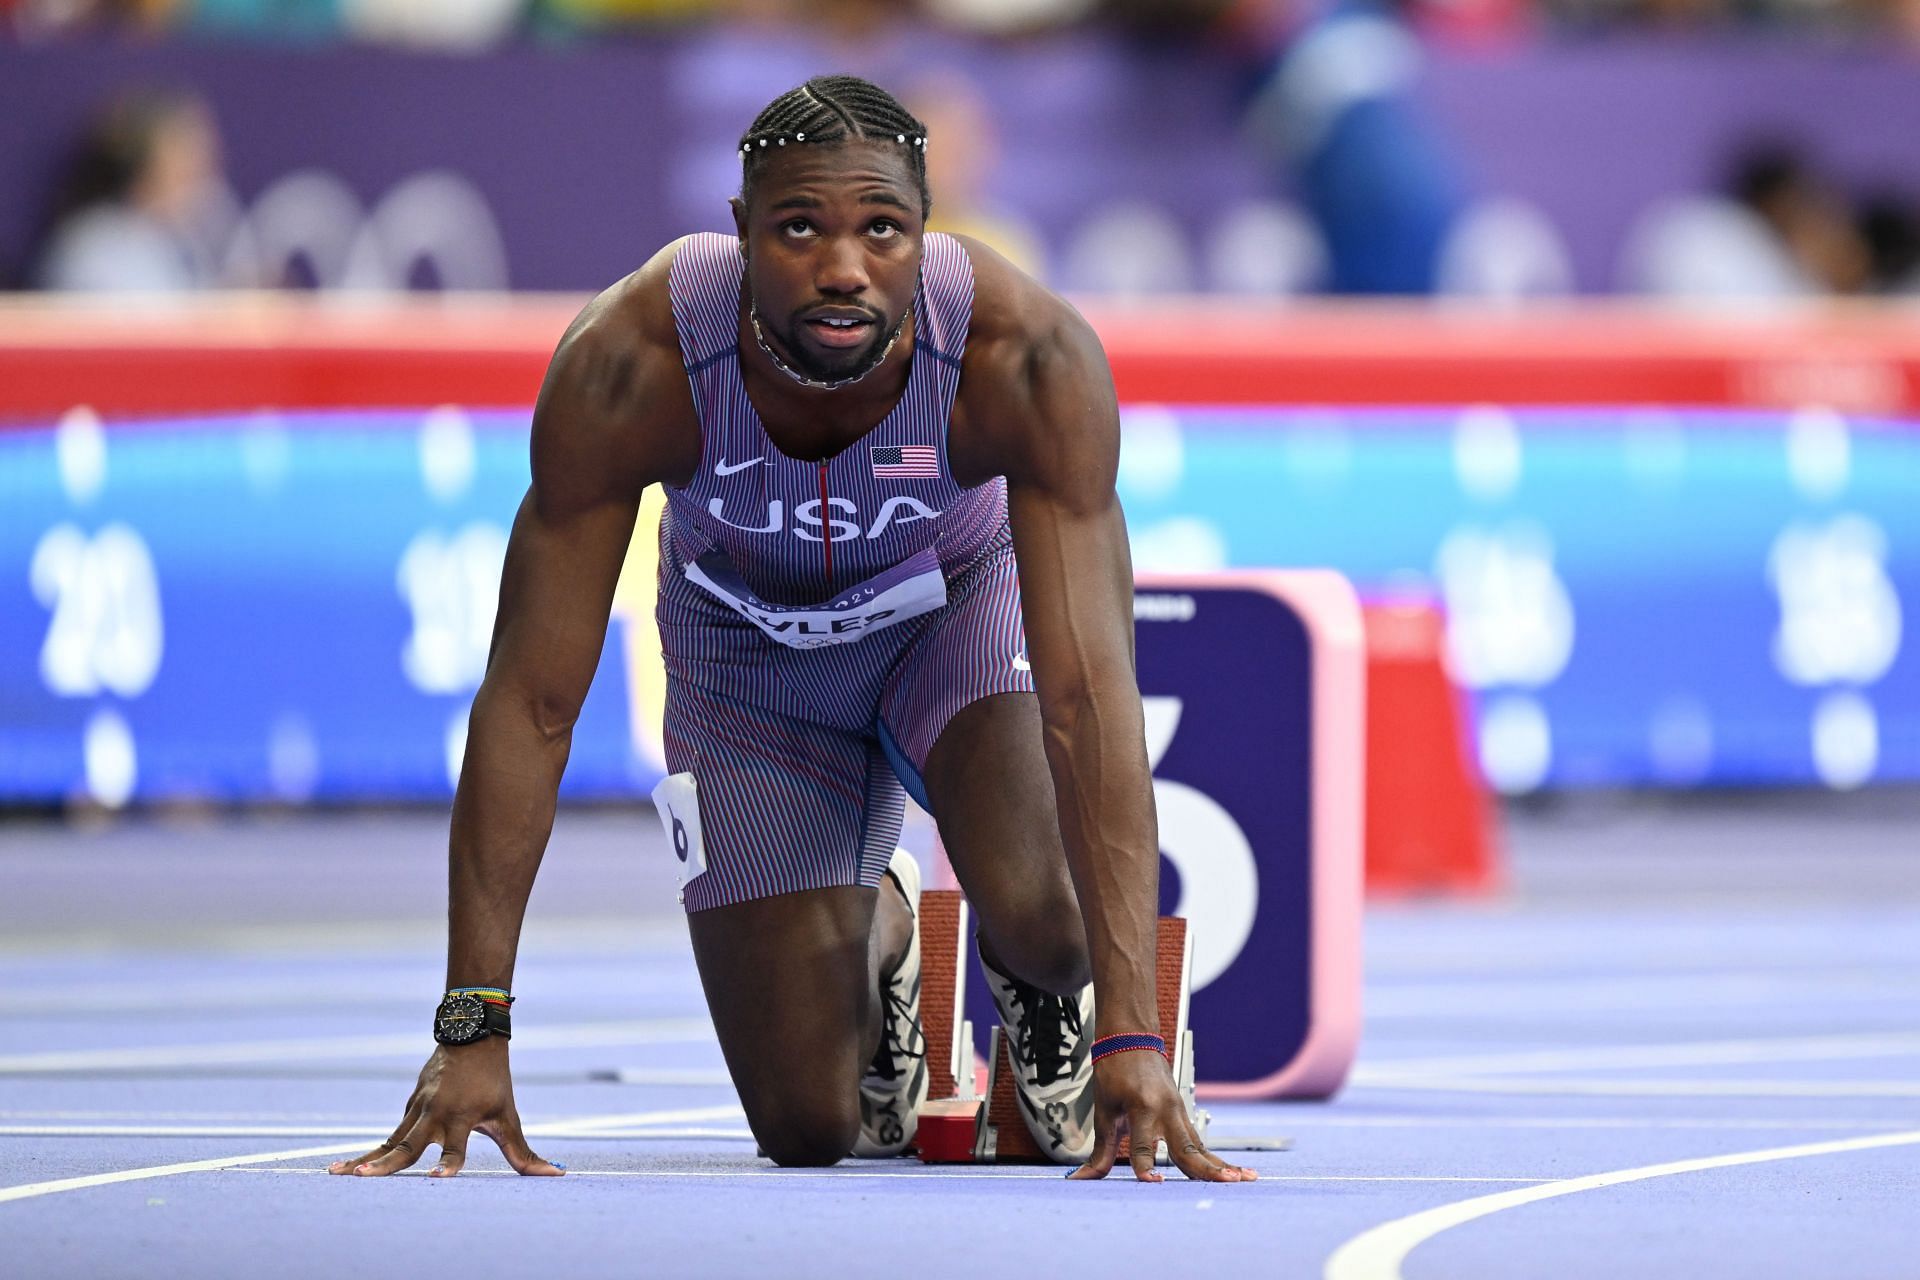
{"left": 915, "top": 888, "right": 975, "bottom": 1104}
{"left": 918, "top": 915, "right": 1202, "bottom": 1164}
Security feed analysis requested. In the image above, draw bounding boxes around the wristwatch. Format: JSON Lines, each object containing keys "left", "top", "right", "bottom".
{"left": 433, "top": 992, "right": 512, "bottom": 1045}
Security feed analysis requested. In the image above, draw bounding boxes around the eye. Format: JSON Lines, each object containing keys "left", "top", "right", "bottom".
{"left": 868, "top": 219, "right": 902, "bottom": 239}
{"left": 781, "top": 219, "right": 816, "bottom": 238}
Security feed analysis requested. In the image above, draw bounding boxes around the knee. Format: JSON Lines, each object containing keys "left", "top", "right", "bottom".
{"left": 1016, "top": 927, "right": 1093, "bottom": 995}
{"left": 752, "top": 1098, "right": 861, "bottom": 1168}
{"left": 984, "top": 888, "right": 1093, "bottom": 995}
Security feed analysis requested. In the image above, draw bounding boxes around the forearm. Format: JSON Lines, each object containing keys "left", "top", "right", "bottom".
{"left": 1041, "top": 684, "right": 1162, "bottom": 1035}
{"left": 444, "top": 678, "right": 574, "bottom": 990}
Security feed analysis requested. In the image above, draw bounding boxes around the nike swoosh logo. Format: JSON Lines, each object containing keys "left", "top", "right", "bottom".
{"left": 1013, "top": 652, "right": 1031, "bottom": 672}
{"left": 715, "top": 457, "right": 764, "bottom": 476}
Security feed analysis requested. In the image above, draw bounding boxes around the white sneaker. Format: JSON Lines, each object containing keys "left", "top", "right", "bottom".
{"left": 853, "top": 850, "right": 930, "bottom": 1157}
{"left": 981, "top": 949, "right": 1096, "bottom": 1163}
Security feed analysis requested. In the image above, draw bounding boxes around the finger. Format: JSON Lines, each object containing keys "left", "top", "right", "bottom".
{"left": 480, "top": 1109, "right": 564, "bottom": 1176}
{"left": 353, "top": 1119, "right": 433, "bottom": 1177}
{"left": 1167, "top": 1113, "right": 1251, "bottom": 1183}
{"left": 329, "top": 1101, "right": 423, "bottom": 1175}
{"left": 1066, "top": 1108, "right": 1124, "bottom": 1181}
{"left": 1126, "top": 1110, "right": 1164, "bottom": 1183}
{"left": 430, "top": 1123, "right": 472, "bottom": 1179}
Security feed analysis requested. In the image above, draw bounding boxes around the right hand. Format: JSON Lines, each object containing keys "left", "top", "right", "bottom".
{"left": 327, "top": 1038, "right": 563, "bottom": 1179}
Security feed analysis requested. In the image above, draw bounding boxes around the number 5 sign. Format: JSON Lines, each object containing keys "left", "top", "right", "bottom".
{"left": 1135, "top": 572, "right": 1364, "bottom": 1100}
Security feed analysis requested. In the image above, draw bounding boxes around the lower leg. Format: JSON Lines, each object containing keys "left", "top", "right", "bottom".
{"left": 921, "top": 694, "right": 1092, "bottom": 995}
{"left": 865, "top": 868, "right": 913, "bottom": 1062}
{"left": 687, "top": 886, "right": 879, "bottom": 1167}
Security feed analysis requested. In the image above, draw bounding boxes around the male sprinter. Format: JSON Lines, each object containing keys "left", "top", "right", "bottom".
{"left": 332, "top": 75, "right": 1251, "bottom": 1184}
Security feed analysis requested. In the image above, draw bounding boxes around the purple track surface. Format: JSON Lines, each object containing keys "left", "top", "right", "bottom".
{"left": 3, "top": 796, "right": 1918, "bottom": 1279}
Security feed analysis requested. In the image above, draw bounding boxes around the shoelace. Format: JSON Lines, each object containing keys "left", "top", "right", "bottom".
{"left": 868, "top": 982, "right": 926, "bottom": 1084}
{"left": 1005, "top": 979, "right": 1083, "bottom": 1088}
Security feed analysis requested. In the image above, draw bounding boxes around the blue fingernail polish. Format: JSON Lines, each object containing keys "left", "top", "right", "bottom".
{"left": 552, "top": 1162, "right": 567, "bottom": 1170}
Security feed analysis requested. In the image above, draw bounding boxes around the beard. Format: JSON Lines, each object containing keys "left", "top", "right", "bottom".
{"left": 755, "top": 300, "right": 909, "bottom": 387}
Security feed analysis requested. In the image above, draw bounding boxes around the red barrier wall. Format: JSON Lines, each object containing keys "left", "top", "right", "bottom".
{"left": 6, "top": 297, "right": 1920, "bottom": 420}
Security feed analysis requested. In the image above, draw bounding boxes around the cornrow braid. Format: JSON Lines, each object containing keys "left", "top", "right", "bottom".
{"left": 738, "top": 75, "right": 931, "bottom": 217}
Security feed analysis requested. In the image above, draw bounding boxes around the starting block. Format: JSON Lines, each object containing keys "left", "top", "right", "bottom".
{"left": 915, "top": 887, "right": 975, "bottom": 1104}
{"left": 915, "top": 913, "right": 1201, "bottom": 1165}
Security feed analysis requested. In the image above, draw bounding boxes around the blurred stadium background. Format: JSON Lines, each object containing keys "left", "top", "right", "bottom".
{"left": 2, "top": 0, "right": 1914, "bottom": 817}
{"left": 2, "top": 5, "right": 1918, "bottom": 1269}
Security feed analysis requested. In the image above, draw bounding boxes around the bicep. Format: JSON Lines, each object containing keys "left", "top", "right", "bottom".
{"left": 481, "top": 318, "right": 678, "bottom": 731}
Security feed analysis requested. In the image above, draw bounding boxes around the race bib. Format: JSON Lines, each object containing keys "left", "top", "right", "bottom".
{"left": 683, "top": 546, "right": 948, "bottom": 649}
{"left": 650, "top": 771, "right": 707, "bottom": 899}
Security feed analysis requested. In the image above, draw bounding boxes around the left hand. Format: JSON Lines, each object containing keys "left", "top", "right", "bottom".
{"left": 1067, "top": 1048, "right": 1257, "bottom": 1182}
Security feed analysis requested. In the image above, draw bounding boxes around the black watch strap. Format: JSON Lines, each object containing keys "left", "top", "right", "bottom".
{"left": 433, "top": 992, "right": 512, "bottom": 1045}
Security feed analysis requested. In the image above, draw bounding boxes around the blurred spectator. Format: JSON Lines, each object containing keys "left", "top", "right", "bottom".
{"left": 1858, "top": 193, "right": 1920, "bottom": 295}
{"left": 27, "top": 90, "right": 241, "bottom": 293}
{"left": 337, "top": 0, "right": 524, "bottom": 47}
{"left": 1619, "top": 143, "right": 1871, "bottom": 299}
{"left": 1245, "top": 0, "right": 1472, "bottom": 293}
{"left": 909, "top": 71, "right": 1048, "bottom": 277}
{"left": 184, "top": 0, "right": 341, "bottom": 41}
{"left": 1733, "top": 144, "right": 1870, "bottom": 294}
{"left": 532, "top": 0, "right": 716, "bottom": 36}
{"left": 6, "top": 0, "right": 184, "bottom": 39}
{"left": 189, "top": 0, "right": 524, "bottom": 46}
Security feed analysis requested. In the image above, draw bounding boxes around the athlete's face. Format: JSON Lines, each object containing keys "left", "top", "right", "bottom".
{"left": 733, "top": 140, "right": 924, "bottom": 384}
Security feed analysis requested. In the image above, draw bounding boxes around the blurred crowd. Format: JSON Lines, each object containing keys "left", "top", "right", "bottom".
{"left": 5, "top": 0, "right": 1918, "bottom": 300}
{"left": 5, "top": 0, "right": 1920, "bottom": 45}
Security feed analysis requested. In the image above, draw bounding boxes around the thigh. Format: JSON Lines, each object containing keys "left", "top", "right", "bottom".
{"left": 665, "top": 677, "right": 899, "bottom": 912}
{"left": 686, "top": 885, "right": 879, "bottom": 1163}
{"left": 876, "top": 538, "right": 1032, "bottom": 798}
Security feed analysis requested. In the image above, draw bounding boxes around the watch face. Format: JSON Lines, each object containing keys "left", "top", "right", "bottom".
{"left": 436, "top": 994, "right": 487, "bottom": 1044}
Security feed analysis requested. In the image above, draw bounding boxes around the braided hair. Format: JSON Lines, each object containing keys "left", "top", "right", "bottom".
{"left": 738, "top": 75, "right": 930, "bottom": 218}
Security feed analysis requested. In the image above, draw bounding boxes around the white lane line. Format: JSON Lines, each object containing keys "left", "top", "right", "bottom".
{"left": 1273, "top": 1116, "right": 1920, "bottom": 1132}
{"left": 538, "top": 1105, "right": 743, "bottom": 1133}
{"left": 0, "top": 1127, "right": 749, "bottom": 1140}
{"left": 10, "top": 1112, "right": 1910, "bottom": 1134}
{"left": 1359, "top": 1076, "right": 1920, "bottom": 1099}
{"left": 1322, "top": 1129, "right": 1920, "bottom": 1280}
{"left": 0, "top": 1106, "right": 735, "bottom": 1205}
{"left": 1365, "top": 974, "right": 1916, "bottom": 1017}
{"left": 594, "top": 1068, "right": 733, "bottom": 1085}
{"left": 0, "top": 1142, "right": 375, "bottom": 1205}
{"left": 1355, "top": 1032, "right": 1920, "bottom": 1080}
{"left": 226, "top": 1168, "right": 1551, "bottom": 1184}
{"left": 0, "top": 1018, "right": 716, "bottom": 1073}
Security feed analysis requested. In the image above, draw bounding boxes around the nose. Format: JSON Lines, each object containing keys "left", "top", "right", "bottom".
{"left": 814, "top": 234, "right": 869, "bottom": 296}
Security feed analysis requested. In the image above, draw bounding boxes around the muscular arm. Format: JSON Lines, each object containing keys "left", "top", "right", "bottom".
{"left": 954, "top": 246, "right": 1159, "bottom": 1036}
{"left": 334, "top": 251, "right": 700, "bottom": 1181}
{"left": 445, "top": 249, "right": 699, "bottom": 990}
{"left": 956, "top": 242, "right": 1249, "bottom": 1182}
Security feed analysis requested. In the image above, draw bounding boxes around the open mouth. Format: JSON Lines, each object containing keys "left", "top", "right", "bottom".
{"left": 803, "top": 314, "right": 878, "bottom": 350}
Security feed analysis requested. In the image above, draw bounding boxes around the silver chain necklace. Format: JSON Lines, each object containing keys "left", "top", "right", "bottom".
{"left": 748, "top": 302, "right": 909, "bottom": 391}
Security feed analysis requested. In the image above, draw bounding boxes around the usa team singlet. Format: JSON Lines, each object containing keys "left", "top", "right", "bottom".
{"left": 651, "top": 232, "right": 1033, "bottom": 912}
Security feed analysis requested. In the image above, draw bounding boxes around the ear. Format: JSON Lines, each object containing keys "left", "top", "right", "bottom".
{"left": 729, "top": 196, "right": 748, "bottom": 254}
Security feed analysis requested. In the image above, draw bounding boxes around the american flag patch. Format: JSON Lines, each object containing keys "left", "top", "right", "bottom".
{"left": 871, "top": 445, "right": 939, "bottom": 479}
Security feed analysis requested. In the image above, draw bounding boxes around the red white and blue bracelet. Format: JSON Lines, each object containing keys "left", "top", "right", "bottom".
{"left": 1090, "top": 1032, "right": 1168, "bottom": 1063}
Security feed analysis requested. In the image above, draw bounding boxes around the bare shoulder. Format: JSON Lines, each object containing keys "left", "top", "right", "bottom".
{"left": 533, "top": 238, "right": 702, "bottom": 508}
{"left": 955, "top": 234, "right": 1104, "bottom": 380}
{"left": 950, "top": 234, "right": 1118, "bottom": 499}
